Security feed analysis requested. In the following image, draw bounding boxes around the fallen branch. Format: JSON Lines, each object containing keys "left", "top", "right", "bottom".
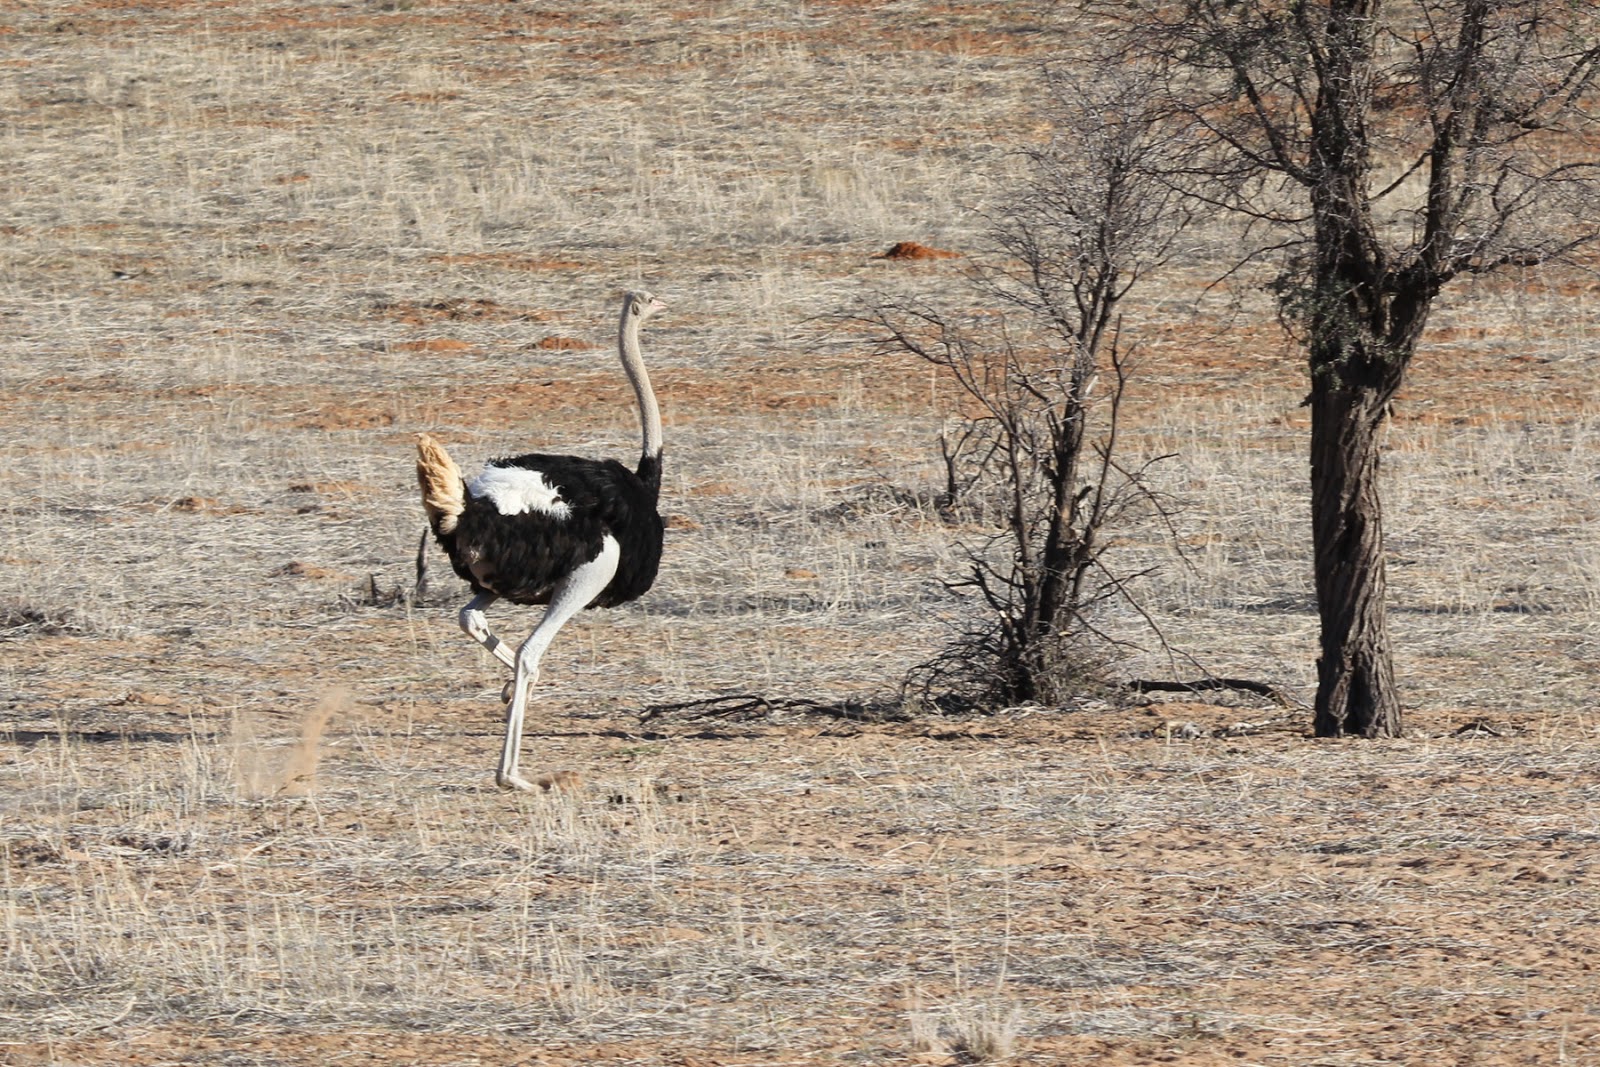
{"left": 640, "top": 694, "right": 905, "bottom": 724}
{"left": 1125, "top": 678, "right": 1294, "bottom": 706}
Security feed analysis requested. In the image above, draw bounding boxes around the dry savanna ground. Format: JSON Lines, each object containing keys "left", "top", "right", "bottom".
{"left": 2, "top": 2, "right": 1599, "bottom": 1065}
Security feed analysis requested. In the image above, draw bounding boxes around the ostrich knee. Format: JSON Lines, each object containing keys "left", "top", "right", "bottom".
{"left": 514, "top": 639, "right": 550, "bottom": 690}
{"left": 459, "top": 605, "right": 491, "bottom": 642}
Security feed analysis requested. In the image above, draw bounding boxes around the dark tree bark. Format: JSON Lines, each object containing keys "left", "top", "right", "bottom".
{"left": 1308, "top": 375, "right": 1400, "bottom": 736}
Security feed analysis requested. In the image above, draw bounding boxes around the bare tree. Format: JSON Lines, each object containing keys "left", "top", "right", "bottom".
{"left": 865, "top": 69, "right": 1193, "bottom": 709}
{"left": 1102, "top": 0, "right": 1600, "bottom": 735}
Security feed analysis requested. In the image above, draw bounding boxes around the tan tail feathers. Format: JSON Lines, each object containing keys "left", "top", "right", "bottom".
{"left": 416, "top": 433, "right": 465, "bottom": 536}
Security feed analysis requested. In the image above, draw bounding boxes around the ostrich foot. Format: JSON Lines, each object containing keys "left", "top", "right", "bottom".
{"left": 496, "top": 770, "right": 539, "bottom": 792}
{"left": 496, "top": 769, "right": 583, "bottom": 793}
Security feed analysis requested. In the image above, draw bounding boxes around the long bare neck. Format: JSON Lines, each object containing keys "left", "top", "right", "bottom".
{"left": 619, "top": 304, "right": 662, "bottom": 463}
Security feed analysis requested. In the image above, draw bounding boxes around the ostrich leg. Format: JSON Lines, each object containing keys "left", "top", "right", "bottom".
{"left": 497, "top": 536, "right": 621, "bottom": 792}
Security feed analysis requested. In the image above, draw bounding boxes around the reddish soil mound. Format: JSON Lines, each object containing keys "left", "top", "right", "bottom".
{"left": 535, "top": 335, "right": 599, "bottom": 350}
{"left": 876, "top": 240, "right": 961, "bottom": 260}
{"left": 271, "top": 560, "right": 351, "bottom": 581}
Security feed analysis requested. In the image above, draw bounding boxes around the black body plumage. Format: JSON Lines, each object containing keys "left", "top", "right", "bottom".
{"left": 436, "top": 451, "right": 664, "bottom": 609}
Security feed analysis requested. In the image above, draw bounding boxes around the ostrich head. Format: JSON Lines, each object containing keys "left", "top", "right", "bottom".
{"left": 625, "top": 290, "right": 667, "bottom": 322}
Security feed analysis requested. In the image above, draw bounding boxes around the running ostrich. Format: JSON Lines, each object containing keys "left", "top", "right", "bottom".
{"left": 415, "top": 290, "right": 667, "bottom": 792}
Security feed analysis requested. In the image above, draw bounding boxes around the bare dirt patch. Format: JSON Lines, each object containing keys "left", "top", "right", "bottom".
{"left": 877, "top": 240, "right": 964, "bottom": 261}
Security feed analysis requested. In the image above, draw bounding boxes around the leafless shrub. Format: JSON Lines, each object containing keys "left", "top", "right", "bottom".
{"left": 863, "top": 67, "right": 1194, "bottom": 710}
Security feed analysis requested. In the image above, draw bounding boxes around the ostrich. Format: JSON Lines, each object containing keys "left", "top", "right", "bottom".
{"left": 415, "top": 290, "right": 667, "bottom": 792}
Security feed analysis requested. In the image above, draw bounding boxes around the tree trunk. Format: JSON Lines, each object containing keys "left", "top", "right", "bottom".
{"left": 1307, "top": 376, "right": 1401, "bottom": 737}
{"left": 1302, "top": 0, "right": 1406, "bottom": 738}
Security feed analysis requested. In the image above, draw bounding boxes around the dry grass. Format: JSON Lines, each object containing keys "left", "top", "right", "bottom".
{"left": 2, "top": 2, "right": 1599, "bottom": 1065}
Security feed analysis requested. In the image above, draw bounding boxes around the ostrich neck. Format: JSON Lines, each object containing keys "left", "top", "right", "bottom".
{"left": 619, "top": 310, "right": 662, "bottom": 461}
